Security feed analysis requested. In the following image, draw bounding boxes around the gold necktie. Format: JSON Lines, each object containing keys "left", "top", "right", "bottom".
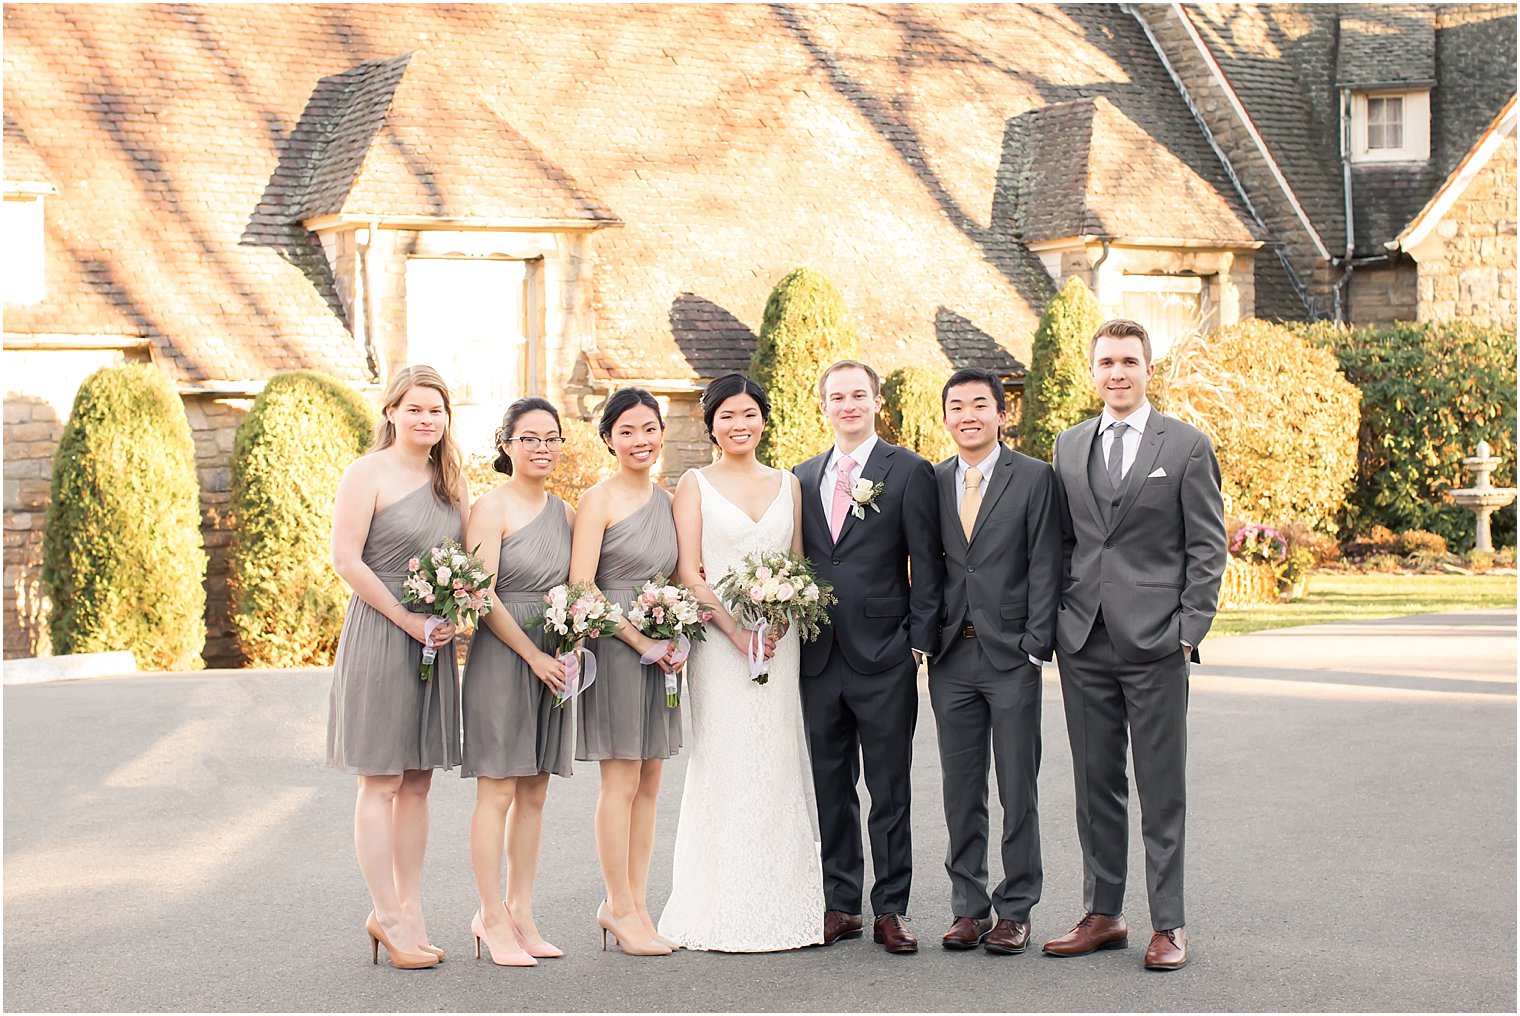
{"left": 961, "top": 466, "right": 983, "bottom": 541}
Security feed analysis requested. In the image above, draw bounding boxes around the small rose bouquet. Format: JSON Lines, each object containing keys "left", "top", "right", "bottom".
{"left": 401, "top": 538, "right": 494, "bottom": 680}
{"left": 527, "top": 581, "right": 625, "bottom": 707}
{"left": 713, "top": 550, "right": 836, "bottom": 685}
{"left": 625, "top": 574, "right": 714, "bottom": 707}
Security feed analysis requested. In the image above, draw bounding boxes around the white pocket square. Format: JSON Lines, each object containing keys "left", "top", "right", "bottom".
{"left": 1148, "top": 467, "right": 1167, "bottom": 478}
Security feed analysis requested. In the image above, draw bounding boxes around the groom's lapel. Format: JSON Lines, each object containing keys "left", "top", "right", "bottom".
{"left": 797, "top": 452, "right": 830, "bottom": 542}
{"left": 835, "top": 440, "right": 898, "bottom": 549}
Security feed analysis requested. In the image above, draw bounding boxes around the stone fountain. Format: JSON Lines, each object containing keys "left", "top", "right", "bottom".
{"left": 1446, "top": 440, "right": 1517, "bottom": 552}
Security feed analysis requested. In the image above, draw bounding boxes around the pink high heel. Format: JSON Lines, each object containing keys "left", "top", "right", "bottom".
{"left": 472, "top": 909, "right": 537, "bottom": 967}
{"left": 503, "top": 899, "right": 563, "bottom": 959}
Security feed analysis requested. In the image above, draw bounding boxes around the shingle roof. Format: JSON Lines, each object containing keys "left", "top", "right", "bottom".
{"left": 9, "top": 2, "right": 1424, "bottom": 387}
{"left": 1006, "top": 97, "right": 1261, "bottom": 246}
{"left": 1336, "top": 4, "right": 1436, "bottom": 87}
{"left": 3, "top": 114, "right": 53, "bottom": 189}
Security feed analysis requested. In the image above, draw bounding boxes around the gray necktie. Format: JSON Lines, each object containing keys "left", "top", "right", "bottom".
{"left": 1106, "top": 421, "right": 1128, "bottom": 489}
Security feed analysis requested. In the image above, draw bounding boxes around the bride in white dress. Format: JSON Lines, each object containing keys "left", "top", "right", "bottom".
{"left": 658, "top": 373, "right": 824, "bottom": 952}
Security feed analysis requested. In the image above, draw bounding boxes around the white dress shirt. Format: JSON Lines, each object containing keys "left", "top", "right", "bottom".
{"left": 1097, "top": 399, "right": 1153, "bottom": 479}
{"left": 819, "top": 432, "right": 879, "bottom": 514}
{"left": 954, "top": 445, "right": 1000, "bottom": 514}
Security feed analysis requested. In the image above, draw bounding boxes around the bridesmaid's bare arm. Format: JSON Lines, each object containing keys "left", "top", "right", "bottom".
{"left": 331, "top": 458, "right": 431, "bottom": 645}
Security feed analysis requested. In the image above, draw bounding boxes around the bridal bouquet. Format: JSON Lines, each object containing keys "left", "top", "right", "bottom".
{"left": 712, "top": 550, "right": 836, "bottom": 685}
{"left": 401, "top": 538, "right": 494, "bottom": 680}
{"left": 625, "top": 575, "right": 714, "bottom": 708}
{"left": 527, "top": 581, "right": 624, "bottom": 707}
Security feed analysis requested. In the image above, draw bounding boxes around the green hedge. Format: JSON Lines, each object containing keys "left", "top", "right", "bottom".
{"left": 881, "top": 365, "right": 955, "bottom": 463}
{"left": 42, "top": 363, "right": 206, "bottom": 669}
{"left": 1020, "top": 275, "right": 1101, "bottom": 461}
{"left": 1296, "top": 320, "right": 1517, "bottom": 550}
{"left": 228, "top": 371, "right": 373, "bottom": 667}
{"left": 1154, "top": 320, "right": 1361, "bottom": 531}
{"left": 752, "top": 266, "right": 858, "bottom": 467}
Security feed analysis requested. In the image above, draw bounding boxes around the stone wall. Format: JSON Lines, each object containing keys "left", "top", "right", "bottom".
{"left": 184, "top": 395, "right": 252, "bottom": 669}
{"left": 1348, "top": 260, "right": 1420, "bottom": 325}
{"left": 1415, "top": 134, "right": 1517, "bottom": 326}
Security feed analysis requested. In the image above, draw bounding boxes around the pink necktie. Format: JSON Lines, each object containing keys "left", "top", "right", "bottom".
{"left": 829, "top": 455, "right": 857, "bottom": 542}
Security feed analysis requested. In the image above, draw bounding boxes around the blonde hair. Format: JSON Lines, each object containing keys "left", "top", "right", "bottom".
{"left": 372, "top": 365, "right": 462, "bottom": 506}
{"left": 817, "top": 359, "right": 881, "bottom": 399}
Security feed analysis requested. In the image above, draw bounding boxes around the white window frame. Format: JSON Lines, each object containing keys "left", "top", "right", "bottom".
{"left": 1351, "top": 89, "right": 1430, "bottom": 164}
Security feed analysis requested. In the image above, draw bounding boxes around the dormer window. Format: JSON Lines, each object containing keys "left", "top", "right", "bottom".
{"left": 1352, "top": 89, "right": 1430, "bottom": 163}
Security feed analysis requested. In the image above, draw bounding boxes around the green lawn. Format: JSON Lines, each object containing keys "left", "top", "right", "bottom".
{"left": 1213, "top": 571, "right": 1517, "bottom": 637}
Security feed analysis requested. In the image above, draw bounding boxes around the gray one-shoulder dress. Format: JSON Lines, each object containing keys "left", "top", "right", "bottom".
{"left": 327, "top": 482, "right": 463, "bottom": 775}
{"left": 461, "top": 496, "right": 574, "bottom": 779}
{"left": 576, "top": 488, "right": 683, "bottom": 761}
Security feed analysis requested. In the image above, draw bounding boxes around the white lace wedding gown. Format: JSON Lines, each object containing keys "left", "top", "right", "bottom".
{"left": 657, "top": 470, "right": 824, "bottom": 951}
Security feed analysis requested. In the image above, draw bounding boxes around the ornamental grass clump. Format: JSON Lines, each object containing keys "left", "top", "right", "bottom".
{"left": 42, "top": 363, "right": 207, "bottom": 670}
{"left": 881, "top": 365, "right": 956, "bottom": 463}
{"left": 228, "top": 370, "right": 373, "bottom": 667}
{"left": 752, "top": 266, "right": 858, "bottom": 467}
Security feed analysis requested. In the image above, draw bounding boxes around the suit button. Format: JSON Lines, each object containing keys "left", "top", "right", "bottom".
{"left": 831, "top": 558, "right": 841, "bottom": 566}
{"left": 1104, "top": 541, "right": 1113, "bottom": 549}
{"left": 1111, "top": 500, "right": 1120, "bottom": 508}
{"left": 967, "top": 566, "right": 975, "bottom": 573}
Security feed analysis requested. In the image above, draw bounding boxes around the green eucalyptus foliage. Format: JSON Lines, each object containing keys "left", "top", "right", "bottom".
{"left": 751, "top": 266, "right": 858, "bottom": 466}
{"left": 881, "top": 365, "right": 956, "bottom": 463}
{"left": 42, "top": 363, "right": 207, "bottom": 669}
{"left": 1020, "top": 275, "right": 1102, "bottom": 461}
{"left": 228, "top": 370, "right": 374, "bottom": 667}
{"left": 1296, "top": 320, "right": 1517, "bottom": 550}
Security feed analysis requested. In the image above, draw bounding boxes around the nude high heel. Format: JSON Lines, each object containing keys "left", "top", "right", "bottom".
{"left": 419, "top": 943, "right": 447, "bottom": 962}
{"left": 365, "top": 912, "right": 439, "bottom": 970}
{"left": 472, "top": 909, "right": 537, "bottom": 967}
{"left": 597, "top": 899, "right": 672, "bottom": 956}
{"left": 503, "top": 899, "right": 563, "bottom": 959}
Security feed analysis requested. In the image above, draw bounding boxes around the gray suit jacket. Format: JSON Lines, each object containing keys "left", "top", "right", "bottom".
{"left": 934, "top": 444, "right": 1061, "bottom": 670}
{"left": 1051, "top": 406, "right": 1227, "bottom": 663}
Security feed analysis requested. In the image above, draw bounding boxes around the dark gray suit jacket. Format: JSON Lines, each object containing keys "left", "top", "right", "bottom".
{"left": 1051, "top": 407, "right": 1227, "bottom": 663}
{"left": 934, "top": 444, "right": 1061, "bottom": 670}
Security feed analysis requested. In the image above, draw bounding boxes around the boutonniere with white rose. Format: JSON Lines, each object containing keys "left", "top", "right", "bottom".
{"left": 848, "top": 477, "right": 885, "bottom": 519}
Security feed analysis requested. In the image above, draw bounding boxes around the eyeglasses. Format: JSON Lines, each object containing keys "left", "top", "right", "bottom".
{"left": 506, "top": 436, "right": 566, "bottom": 451}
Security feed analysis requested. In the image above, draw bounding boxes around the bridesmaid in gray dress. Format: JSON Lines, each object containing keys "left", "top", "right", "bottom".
{"left": 569, "top": 388, "right": 682, "bottom": 957}
{"left": 461, "top": 397, "right": 576, "bottom": 967}
{"left": 328, "top": 365, "right": 469, "bottom": 970}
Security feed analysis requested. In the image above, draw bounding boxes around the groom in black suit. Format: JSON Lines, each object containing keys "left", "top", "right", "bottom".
{"left": 794, "top": 360, "right": 944, "bottom": 954}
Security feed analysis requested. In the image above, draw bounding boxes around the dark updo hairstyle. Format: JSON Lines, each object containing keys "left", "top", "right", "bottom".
{"left": 700, "top": 372, "right": 771, "bottom": 445}
{"left": 597, "top": 387, "right": 664, "bottom": 456}
{"left": 492, "top": 397, "right": 562, "bottom": 475}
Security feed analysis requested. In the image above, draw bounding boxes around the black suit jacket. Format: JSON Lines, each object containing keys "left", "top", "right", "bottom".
{"left": 794, "top": 440, "right": 944, "bottom": 676}
{"left": 934, "top": 444, "right": 1061, "bottom": 670}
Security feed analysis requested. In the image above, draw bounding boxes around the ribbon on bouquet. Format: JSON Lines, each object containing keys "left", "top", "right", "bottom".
{"left": 746, "top": 618, "right": 771, "bottom": 685}
{"left": 641, "top": 634, "right": 691, "bottom": 708}
{"left": 552, "top": 648, "right": 596, "bottom": 708}
{"left": 419, "top": 615, "right": 448, "bottom": 681}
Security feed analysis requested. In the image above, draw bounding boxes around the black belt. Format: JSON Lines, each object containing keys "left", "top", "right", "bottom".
{"left": 959, "top": 624, "right": 977, "bottom": 639}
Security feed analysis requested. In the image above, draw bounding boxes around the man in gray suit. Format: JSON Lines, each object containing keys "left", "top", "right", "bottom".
{"left": 929, "top": 368, "right": 1061, "bottom": 956}
{"left": 1043, "top": 319, "right": 1226, "bottom": 971}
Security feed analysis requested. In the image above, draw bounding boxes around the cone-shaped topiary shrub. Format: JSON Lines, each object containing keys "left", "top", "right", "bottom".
{"left": 42, "top": 362, "right": 207, "bottom": 669}
{"left": 881, "top": 365, "right": 956, "bottom": 463}
{"left": 751, "top": 266, "right": 858, "bottom": 467}
{"left": 1020, "top": 275, "right": 1102, "bottom": 461}
{"left": 228, "top": 370, "right": 374, "bottom": 667}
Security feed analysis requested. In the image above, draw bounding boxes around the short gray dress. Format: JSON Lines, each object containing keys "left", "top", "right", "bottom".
{"left": 461, "top": 496, "right": 574, "bottom": 779}
{"left": 576, "top": 488, "right": 683, "bottom": 761}
{"left": 327, "top": 482, "right": 463, "bottom": 776}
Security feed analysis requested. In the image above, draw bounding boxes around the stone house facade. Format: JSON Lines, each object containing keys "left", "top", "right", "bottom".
{"left": 4, "top": 3, "right": 1514, "bottom": 664}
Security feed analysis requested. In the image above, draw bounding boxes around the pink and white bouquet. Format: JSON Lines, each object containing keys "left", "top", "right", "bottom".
{"left": 401, "top": 538, "right": 494, "bottom": 680}
{"left": 712, "top": 550, "right": 836, "bottom": 685}
{"left": 527, "top": 581, "right": 625, "bottom": 707}
{"left": 625, "top": 574, "right": 714, "bottom": 708}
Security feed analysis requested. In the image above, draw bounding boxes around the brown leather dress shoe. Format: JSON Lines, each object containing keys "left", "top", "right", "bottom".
{"left": 822, "top": 910, "right": 864, "bottom": 946}
{"left": 1144, "top": 927, "right": 1188, "bottom": 970}
{"left": 873, "top": 913, "right": 918, "bottom": 953}
{"left": 940, "top": 916, "right": 993, "bottom": 950}
{"left": 983, "top": 919, "right": 1031, "bottom": 955}
{"left": 1041, "top": 912, "right": 1128, "bottom": 956}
